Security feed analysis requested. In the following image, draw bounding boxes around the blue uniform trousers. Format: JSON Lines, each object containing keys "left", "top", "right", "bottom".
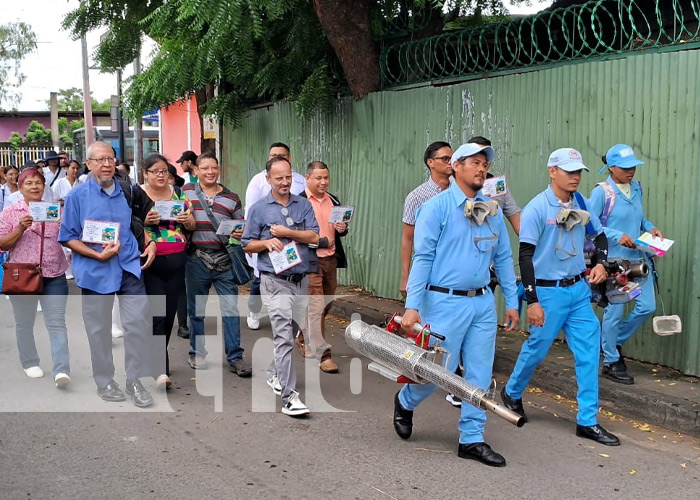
{"left": 601, "top": 273, "right": 655, "bottom": 364}
{"left": 505, "top": 279, "right": 600, "bottom": 426}
{"left": 398, "top": 290, "right": 497, "bottom": 444}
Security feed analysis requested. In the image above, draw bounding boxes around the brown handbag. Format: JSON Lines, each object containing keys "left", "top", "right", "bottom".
{"left": 2, "top": 222, "right": 45, "bottom": 295}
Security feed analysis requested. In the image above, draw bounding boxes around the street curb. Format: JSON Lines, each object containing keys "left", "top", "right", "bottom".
{"left": 331, "top": 294, "right": 700, "bottom": 437}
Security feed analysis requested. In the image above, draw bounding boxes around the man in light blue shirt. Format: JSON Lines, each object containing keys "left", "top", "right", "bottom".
{"left": 501, "top": 147, "right": 621, "bottom": 447}
{"left": 59, "top": 141, "right": 157, "bottom": 408}
{"left": 394, "top": 143, "right": 519, "bottom": 467}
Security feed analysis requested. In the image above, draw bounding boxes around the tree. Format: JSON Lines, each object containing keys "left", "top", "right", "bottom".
{"left": 46, "top": 87, "right": 112, "bottom": 112}
{"left": 58, "top": 117, "right": 85, "bottom": 145}
{"left": 0, "top": 22, "right": 38, "bottom": 110}
{"left": 63, "top": 1, "right": 526, "bottom": 130}
{"left": 23, "top": 121, "right": 52, "bottom": 144}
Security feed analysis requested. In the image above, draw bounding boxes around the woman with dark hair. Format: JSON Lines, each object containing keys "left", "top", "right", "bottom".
{"left": 141, "top": 154, "right": 196, "bottom": 388}
{"left": 1, "top": 165, "right": 20, "bottom": 212}
{"left": 53, "top": 160, "right": 81, "bottom": 203}
{"left": 0, "top": 168, "right": 70, "bottom": 387}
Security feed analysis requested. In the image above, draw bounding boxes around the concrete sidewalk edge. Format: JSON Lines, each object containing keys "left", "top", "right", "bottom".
{"left": 330, "top": 292, "right": 700, "bottom": 438}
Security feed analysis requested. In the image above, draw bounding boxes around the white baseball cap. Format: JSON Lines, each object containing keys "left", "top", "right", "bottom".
{"left": 451, "top": 143, "right": 495, "bottom": 166}
{"left": 547, "top": 148, "right": 589, "bottom": 172}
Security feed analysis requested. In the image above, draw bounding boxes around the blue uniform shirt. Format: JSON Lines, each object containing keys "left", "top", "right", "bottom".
{"left": 406, "top": 182, "right": 518, "bottom": 311}
{"left": 241, "top": 193, "right": 320, "bottom": 276}
{"left": 588, "top": 177, "right": 655, "bottom": 260}
{"left": 520, "top": 186, "right": 603, "bottom": 281}
{"left": 59, "top": 176, "right": 142, "bottom": 293}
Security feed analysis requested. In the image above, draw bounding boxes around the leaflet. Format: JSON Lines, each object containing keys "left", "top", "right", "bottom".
{"left": 635, "top": 232, "right": 674, "bottom": 257}
{"left": 216, "top": 219, "right": 246, "bottom": 235}
{"left": 29, "top": 202, "right": 60, "bottom": 222}
{"left": 482, "top": 175, "right": 507, "bottom": 198}
{"left": 269, "top": 241, "right": 302, "bottom": 274}
{"left": 82, "top": 219, "right": 120, "bottom": 245}
{"left": 154, "top": 200, "right": 186, "bottom": 221}
{"left": 329, "top": 205, "right": 355, "bottom": 224}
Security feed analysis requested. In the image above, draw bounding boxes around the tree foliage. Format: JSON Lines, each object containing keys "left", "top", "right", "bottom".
{"left": 46, "top": 87, "right": 111, "bottom": 112}
{"left": 0, "top": 22, "right": 38, "bottom": 110}
{"left": 23, "top": 121, "right": 52, "bottom": 144}
{"left": 63, "top": 0, "right": 528, "bottom": 126}
{"left": 58, "top": 117, "right": 85, "bottom": 145}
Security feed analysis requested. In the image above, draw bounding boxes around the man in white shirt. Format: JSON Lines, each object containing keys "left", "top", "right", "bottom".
{"left": 244, "top": 142, "right": 306, "bottom": 329}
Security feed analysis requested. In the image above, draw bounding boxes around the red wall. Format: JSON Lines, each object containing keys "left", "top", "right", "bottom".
{"left": 160, "top": 95, "right": 201, "bottom": 173}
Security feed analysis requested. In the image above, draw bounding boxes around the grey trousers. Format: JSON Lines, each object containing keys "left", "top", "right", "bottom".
{"left": 261, "top": 273, "right": 309, "bottom": 403}
{"left": 81, "top": 272, "right": 151, "bottom": 389}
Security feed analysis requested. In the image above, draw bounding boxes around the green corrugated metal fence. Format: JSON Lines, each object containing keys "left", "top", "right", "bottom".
{"left": 222, "top": 48, "right": 700, "bottom": 375}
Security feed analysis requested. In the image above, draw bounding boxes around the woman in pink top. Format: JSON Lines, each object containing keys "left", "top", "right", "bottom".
{"left": 0, "top": 168, "right": 70, "bottom": 388}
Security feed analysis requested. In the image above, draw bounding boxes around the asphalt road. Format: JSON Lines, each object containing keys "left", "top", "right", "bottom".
{"left": 1, "top": 296, "right": 699, "bottom": 500}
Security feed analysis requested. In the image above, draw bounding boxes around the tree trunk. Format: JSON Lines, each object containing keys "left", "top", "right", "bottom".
{"left": 314, "top": 0, "right": 380, "bottom": 99}
{"left": 195, "top": 84, "right": 216, "bottom": 154}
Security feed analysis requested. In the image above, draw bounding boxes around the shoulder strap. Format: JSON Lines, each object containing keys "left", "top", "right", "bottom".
{"left": 596, "top": 181, "right": 616, "bottom": 227}
{"left": 573, "top": 192, "right": 596, "bottom": 238}
{"left": 194, "top": 183, "right": 228, "bottom": 245}
{"left": 119, "top": 179, "right": 132, "bottom": 208}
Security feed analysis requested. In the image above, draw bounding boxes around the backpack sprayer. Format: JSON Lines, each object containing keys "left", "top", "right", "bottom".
{"left": 584, "top": 257, "right": 649, "bottom": 308}
{"left": 344, "top": 314, "right": 525, "bottom": 427}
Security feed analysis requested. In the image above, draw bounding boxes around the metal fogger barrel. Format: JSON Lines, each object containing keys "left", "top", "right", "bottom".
{"left": 345, "top": 320, "right": 524, "bottom": 427}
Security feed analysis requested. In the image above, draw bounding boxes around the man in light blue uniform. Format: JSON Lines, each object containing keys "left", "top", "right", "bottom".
{"left": 588, "top": 144, "right": 663, "bottom": 384}
{"left": 394, "top": 143, "right": 519, "bottom": 467}
{"left": 501, "top": 148, "right": 620, "bottom": 446}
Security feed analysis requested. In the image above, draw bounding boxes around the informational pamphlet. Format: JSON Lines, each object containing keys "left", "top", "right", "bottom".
{"left": 216, "top": 219, "right": 246, "bottom": 235}
{"left": 635, "top": 232, "right": 674, "bottom": 257}
{"left": 82, "top": 220, "right": 120, "bottom": 245}
{"left": 329, "top": 205, "right": 355, "bottom": 224}
{"left": 270, "top": 241, "right": 303, "bottom": 274}
{"left": 28, "top": 202, "right": 60, "bottom": 222}
{"left": 154, "top": 200, "right": 186, "bottom": 221}
{"left": 482, "top": 175, "right": 507, "bottom": 198}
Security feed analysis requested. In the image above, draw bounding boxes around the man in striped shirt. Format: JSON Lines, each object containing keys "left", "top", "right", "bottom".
{"left": 182, "top": 152, "right": 252, "bottom": 377}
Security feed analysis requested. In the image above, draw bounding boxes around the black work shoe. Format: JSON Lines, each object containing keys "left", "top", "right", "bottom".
{"left": 576, "top": 424, "right": 620, "bottom": 446}
{"left": 177, "top": 325, "right": 190, "bottom": 339}
{"left": 97, "top": 380, "right": 126, "bottom": 402}
{"left": 500, "top": 387, "right": 528, "bottom": 423}
{"left": 393, "top": 391, "right": 413, "bottom": 440}
{"left": 125, "top": 379, "right": 154, "bottom": 408}
{"left": 602, "top": 360, "right": 634, "bottom": 385}
{"left": 458, "top": 442, "right": 506, "bottom": 467}
{"left": 616, "top": 345, "right": 626, "bottom": 368}
{"left": 228, "top": 358, "right": 252, "bottom": 378}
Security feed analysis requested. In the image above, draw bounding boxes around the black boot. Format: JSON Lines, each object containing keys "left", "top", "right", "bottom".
{"left": 500, "top": 387, "right": 528, "bottom": 423}
{"left": 602, "top": 360, "right": 634, "bottom": 385}
{"left": 616, "top": 345, "right": 626, "bottom": 368}
{"left": 393, "top": 392, "right": 413, "bottom": 439}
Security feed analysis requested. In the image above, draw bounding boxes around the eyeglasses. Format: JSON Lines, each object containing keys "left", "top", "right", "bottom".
{"left": 88, "top": 157, "right": 116, "bottom": 165}
{"left": 280, "top": 207, "right": 294, "bottom": 226}
{"left": 431, "top": 155, "right": 452, "bottom": 164}
{"left": 147, "top": 169, "right": 168, "bottom": 176}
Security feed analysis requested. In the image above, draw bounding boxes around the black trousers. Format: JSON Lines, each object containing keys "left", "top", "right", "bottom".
{"left": 144, "top": 252, "right": 186, "bottom": 376}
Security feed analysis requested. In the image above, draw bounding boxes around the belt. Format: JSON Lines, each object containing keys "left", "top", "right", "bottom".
{"left": 262, "top": 271, "right": 306, "bottom": 283}
{"left": 427, "top": 284, "right": 488, "bottom": 297}
{"left": 535, "top": 273, "right": 585, "bottom": 288}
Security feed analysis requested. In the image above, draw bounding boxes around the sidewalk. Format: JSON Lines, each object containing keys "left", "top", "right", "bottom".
{"left": 330, "top": 285, "right": 700, "bottom": 437}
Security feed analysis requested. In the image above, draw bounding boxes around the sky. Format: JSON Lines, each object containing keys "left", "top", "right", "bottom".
{"left": 4, "top": 0, "right": 548, "bottom": 111}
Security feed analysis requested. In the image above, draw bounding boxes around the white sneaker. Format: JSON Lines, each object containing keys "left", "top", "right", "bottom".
{"left": 247, "top": 311, "right": 260, "bottom": 330}
{"left": 445, "top": 394, "right": 462, "bottom": 407}
{"left": 55, "top": 373, "right": 71, "bottom": 388}
{"left": 281, "top": 391, "right": 310, "bottom": 416}
{"left": 266, "top": 375, "right": 282, "bottom": 396}
{"left": 24, "top": 366, "right": 44, "bottom": 378}
{"left": 156, "top": 374, "right": 172, "bottom": 390}
{"left": 65, "top": 274, "right": 74, "bottom": 280}
{"left": 36, "top": 302, "right": 42, "bottom": 312}
{"left": 112, "top": 323, "right": 124, "bottom": 338}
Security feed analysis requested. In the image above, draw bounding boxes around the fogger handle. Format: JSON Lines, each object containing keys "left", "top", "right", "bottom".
{"left": 392, "top": 315, "right": 446, "bottom": 341}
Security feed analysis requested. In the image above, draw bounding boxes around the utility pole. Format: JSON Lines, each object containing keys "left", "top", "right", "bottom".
{"left": 116, "top": 68, "right": 126, "bottom": 164}
{"left": 49, "top": 92, "right": 59, "bottom": 149}
{"left": 81, "top": 36, "right": 94, "bottom": 152}
{"left": 133, "top": 53, "right": 143, "bottom": 181}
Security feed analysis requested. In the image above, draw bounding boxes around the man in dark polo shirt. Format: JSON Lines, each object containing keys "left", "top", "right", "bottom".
{"left": 182, "top": 152, "right": 251, "bottom": 377}
{"left": 242, "top": 156, "right": 319, "bottom": 417}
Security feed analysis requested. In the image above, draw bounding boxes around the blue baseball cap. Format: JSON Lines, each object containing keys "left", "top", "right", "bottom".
{"left": 598, "top": 143, "right": 644, "bottom": 174}
{"left": 451, "top": 143, "right": 495, "bottom": 166}
{"left": 547, "top": 148, "right": 589, "bottom": 172}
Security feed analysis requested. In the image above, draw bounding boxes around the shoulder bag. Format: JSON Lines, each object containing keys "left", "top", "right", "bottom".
{"left": 2, "top": 222, "right": 45, "bottom": 295}
{"left": 193, "top": 184, "right": 252, "bottom": 285}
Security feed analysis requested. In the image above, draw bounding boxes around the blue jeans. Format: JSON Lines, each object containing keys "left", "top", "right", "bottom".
{"left": 9, "top": 275, "right": 70, "bottom": 377}
{"left": 186, "top": 254, "right": 243, "bottom": 362}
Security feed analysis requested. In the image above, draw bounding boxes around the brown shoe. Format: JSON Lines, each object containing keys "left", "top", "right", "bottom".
{"left": 319, "top": 358, "right": 339, "bottom": 373}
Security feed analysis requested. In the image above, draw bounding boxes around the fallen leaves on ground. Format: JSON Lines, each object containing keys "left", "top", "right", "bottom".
{"left": 599, "top": 453, "right": 610, "bottom": 458}
{"left": 630, "top": 470, "right": 637, "bottom": 475}
{"left": 526, "top": 387, "right": 543, "bottom": 394}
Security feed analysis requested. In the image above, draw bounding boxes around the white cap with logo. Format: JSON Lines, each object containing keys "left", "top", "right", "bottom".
{"left": 547, "top": 148, "right": 589, "bottom": 172}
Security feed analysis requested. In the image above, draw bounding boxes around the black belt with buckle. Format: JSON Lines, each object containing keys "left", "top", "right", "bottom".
{"left": 427, "top": 284, "right": 488, "bottom": 297}
{"left": 536, "top": 273, "right": 585, "bottom": 288}
{"left": 263, "top": 272, "right": 306, "bottom": 283}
